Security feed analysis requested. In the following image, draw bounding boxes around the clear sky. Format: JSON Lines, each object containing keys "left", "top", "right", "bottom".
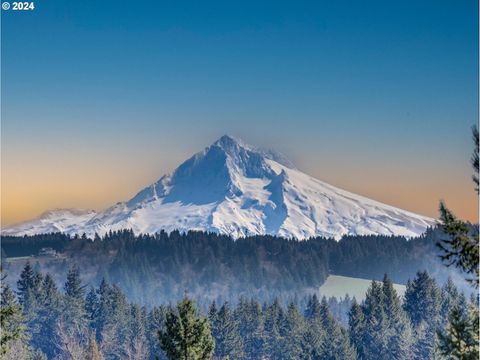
{"left": 1, "top": 0, "right": 478, "bottom": 226}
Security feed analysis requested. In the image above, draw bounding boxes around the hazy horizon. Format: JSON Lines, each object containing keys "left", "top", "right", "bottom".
{"left": 2, "top": 131, "right": 478, "bottom": 226}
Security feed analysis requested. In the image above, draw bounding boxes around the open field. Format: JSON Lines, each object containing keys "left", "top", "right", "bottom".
{"left": 319, "top": 275, "right": 406, "bottom": 301}
{"left": 4, "top": 256, "right": 34, "bottom": 262}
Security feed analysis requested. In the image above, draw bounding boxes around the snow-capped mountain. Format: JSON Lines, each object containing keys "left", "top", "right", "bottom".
{"left": 3, "top": 209, "right": 97, "bottom": 236}
{"left": 2, "top": 135, "right": 436, "bottom": 240}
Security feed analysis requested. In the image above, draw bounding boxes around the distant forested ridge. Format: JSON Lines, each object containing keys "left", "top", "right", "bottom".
{"left": 1, "top": 226, "right": 468, "bottom": 305}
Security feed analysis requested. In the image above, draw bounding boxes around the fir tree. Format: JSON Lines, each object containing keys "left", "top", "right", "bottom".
{"left": 403, "top": 272, "right": 441, "bottom": 328}
{"left": 234, "top": 298, "right": 263, "bottom": 360}
{"left": 262, "top": 299, "right": 284, "bottom": 359}
{"left": 85, "top": 286, "right": 99, "bottom": 327}
{"left": 158, "top": 296, "right": 214, "bottom": 360}
{"left": 98, "top": 283, "right": 130, "bottom": 359}
{"left": 472, "top": 125, "right": 479, "bottom": 192}
{"left": 381, "top": 275, "right": 413, "bottom": 359}
{"left": 125, "top": 304, "right": 148, "bottom": 359}
{"left": 403, "top": 271, "right": 441, "bottom": 359}
{"left": 303, "top": 294, "right": 325, "bottom": 359}
{"left": 32, "top": 273, "right": 62, "bottom": 358}
{"left": 304, "top": 294, "right": 321, "bottom": 320}
{"left": 95, "top": 278, "right": 112, "bottom": 336}
{"left": 437, "top": 126, "right": 479, "bottom": 287}
{"left": 210, "top": 302, "right": 244, "bottom": 359}
{"left": 148, "top": 305, "right": 167, "bottom": 359}
{"left": 63, "top": 265, "right": 87, "bottom": 326}
{"left": 438, "top": 297, "right": 479, "bottom": 360}
{"left": 16, "top": 262, "right": 36, "bottom": 309}
{"left": 55, "top": 266, "right": 89, "bottom": 359}
{"left": 208, "top": 301, "right": 218, "bottom": 327}
{"left": 440, "top": 278, "right": 467, "bottom": 324}
{"left": 64, "top": 265, "right": 85, "bottom": 299}
{"left": 349, "top": 277, "right": 415, "bottom": 360}
{"left": 438, "top": 202, "right": 479, "bottom": 287}
{"left": 361, "top": 281, "right": 387, "bottom": 359}
{"left": 319, "top": 297, "right": 357, "bottom": 360}
{"left": 435, "top": 126, "right": 479, "bottom": 360}
{"left": 1, "top": 280, "right": 26, "bottom": 355}
{"left": 348, "top": 302, "right": 365, "bottom": 358}
{"left": 281, "top": 303, "right": 305, "bottom": 359}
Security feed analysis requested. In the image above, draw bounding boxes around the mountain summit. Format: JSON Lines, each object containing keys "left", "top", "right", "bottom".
{"left": 3, "top": 135, "right": 435, "bottom": 239}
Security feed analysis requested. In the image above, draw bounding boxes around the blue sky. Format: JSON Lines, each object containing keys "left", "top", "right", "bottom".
{"left": 1, "top": 0, "right": 478, "bottom": 223}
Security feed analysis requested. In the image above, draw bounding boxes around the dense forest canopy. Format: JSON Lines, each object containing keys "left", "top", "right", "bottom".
{"left": 1, "top": 263, "right": 476, "bottom": 359}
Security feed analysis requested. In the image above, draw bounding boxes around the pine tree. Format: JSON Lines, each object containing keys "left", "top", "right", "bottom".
{"left": 438, "top": 202, "right": 479, "bottom": 287}
{"left": 65, "top": 265, "right": 85, "bottom": 299}
{"left": 404, "top": 272, "right": 441, "bottom": 328}
{"left": 234, "top": 298, "right": 263, "bottom": 360}
{"left": 281, "top": 303, "right": 305, "bottom": 359}
{"left": 63, "top": 265, "right": 87, "bottom": 326}
{"left": 440, "top": 278, "right": 467, "bottom": 325}
{"left": 349, "top": 277, "right": 414, "bottom": 360}
{"left": 55, "top": 266, "right": 89, "bottom": 359}
{"left": 2, "top": 269, "right": 44, "bottom": 359}
{"left": 85, "top": 286, "right": 99, "bottom": 327}
{"left": 148, "top": 305, "right": 168, "bottom": 359}
{"left": 303, "top": 294, "right": 325, "bottom": 359}
{"left": 360, "top": 281, "right": 387, "bottom": 359}
{"left": 15, "top": 265, "right": 55, "bottom": 357}
{"left": 438, "top": 297, "right": 479, "bottom": 360}
{"left": 318, "top": 297, "right": 357, "bottom": 360}
{"left": 208, "top": 301, "right": 218, "bottom": 327}
{"left": 158, "top": 296, "right": 214, "bottom": 360}
{"left": 1, "top": 284, "right": 17, "bottom": 307}
{"left": 348, "top": 302, "right": 365, "bottom": 358}
{"left": 98, "top": 283, "right": 130, "bottom": 359}
{"left": 95, "top": 278, "right": 112, "bottom": 336}
{"left": 381, "top": 275, "right": 413, "bottom": 359}
{"left": 210, "top": 302, "right": 244, "bottom": 359}
{"left": 262, "top": 299, "right": 284, "bottom": 359}
{"left": 473, "top": 125, "right": 479, "bottom": 192}
{"left": 32, "top": 273, "right": 62, "bottom": 358}
{"left": 403, "top": 271, "right": 441, "bottom": 359}
{"left": 437, "top": 125, "right": 479, "bottom": 287}
{"left": 16, "top": 262, "right": 36, "bottom": 309}
{"left": 435, "top": 126, "right": 480, "bottom": 360}
{"left": 304, "top": 294, "right": 321, "bottom": 320}
{"left": 125, "top": 304, "right": 148, "bottom": 359}
{"left": 1, "top": 280, "right": 26, "bottom": 355}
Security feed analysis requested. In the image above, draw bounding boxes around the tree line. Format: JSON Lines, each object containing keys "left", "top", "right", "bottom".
{"left": 2, "top": 225, "right": 469, "bottom": 306}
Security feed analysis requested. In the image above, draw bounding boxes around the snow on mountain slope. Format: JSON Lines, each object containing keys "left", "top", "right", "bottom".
{"left": 2, "top": 209, "right": 97, "bottom": 236}
{"left": 2, "top": 135, "right": 436, "bottom": 239}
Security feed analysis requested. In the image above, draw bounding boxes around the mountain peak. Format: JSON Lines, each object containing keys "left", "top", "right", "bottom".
{"left": 213, "top": 134, "right": 250, "bottom": 151}
{"left": 3, "top": 137, "right": 435, "bottom": 240}
{"left": 211, "top": 135, "right": 295, "bottom": 170}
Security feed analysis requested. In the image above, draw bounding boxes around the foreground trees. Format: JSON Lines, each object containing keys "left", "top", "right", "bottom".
{"left": 0, "top": 280, "right": 26, "bottom": 356}
{"left": 436, "top": 126, "right": 479, "bottom": 359}
{"left": 159, "top": 297, "right": 214, "bottom": 360}
{"left": 349, "top": 275, "right": 412, "bottom": 360}
{"left": 1, "top": 262, "right": 474, "bottom": 359}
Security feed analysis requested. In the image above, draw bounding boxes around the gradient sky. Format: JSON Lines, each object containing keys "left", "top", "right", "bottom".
{"left": 1, "top": 0, "right": 478, "bottom": 226}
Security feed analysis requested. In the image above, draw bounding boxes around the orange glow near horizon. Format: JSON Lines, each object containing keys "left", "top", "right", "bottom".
{"left": 2, "top": 151, "right": 477, "bottom": 227}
